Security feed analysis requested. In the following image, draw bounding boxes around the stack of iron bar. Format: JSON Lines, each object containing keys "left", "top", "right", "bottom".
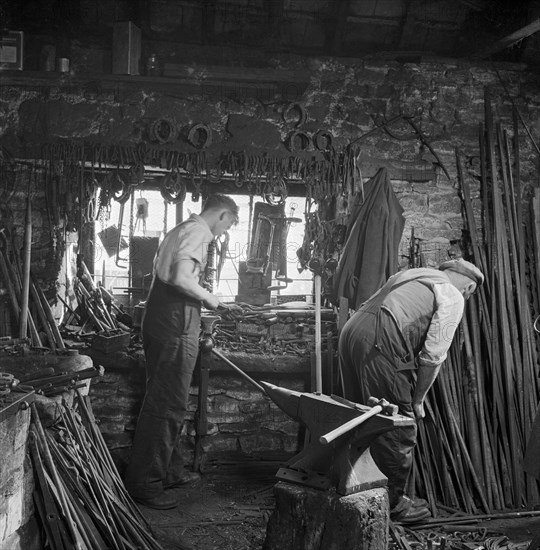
{"left": 13, "top": 365, "right": 103, "bottom": 397}
{"left": 29, "top": 391, "right": 164, "bottom": 550}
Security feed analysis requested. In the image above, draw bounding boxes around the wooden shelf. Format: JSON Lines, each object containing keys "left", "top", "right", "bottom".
{"left": 0, "top": 66, "right": 310, "bottom": 99}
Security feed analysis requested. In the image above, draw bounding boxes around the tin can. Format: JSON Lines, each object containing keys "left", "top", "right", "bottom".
{"left": 56, "top": 57, "right": 70, "bottom": 72}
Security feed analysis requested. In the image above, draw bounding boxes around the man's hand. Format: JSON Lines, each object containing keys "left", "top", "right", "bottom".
{"left": 202, "top": 294, "right": 220, "bottom": 310}
{"left": 217, "top": 303, "right": 243, "bottom": 319}
{"left": 412, "top": 401, "right": 425, "bottom": 421}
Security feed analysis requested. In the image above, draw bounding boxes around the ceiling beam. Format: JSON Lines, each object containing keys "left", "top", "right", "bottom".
{"left": 201, "top": 0, "right": 216, "bottom": 44}
{"left": 397, "top": 0, "right": 417, "bottom": 51}
{"left": 267, "top": 0, "right": 285, "bottom": 49}
{"left": 475, "top": 17, "right": 540, "bottom": 58}
{"left": 325, "top": 0, "right": 351, "bottom": 55}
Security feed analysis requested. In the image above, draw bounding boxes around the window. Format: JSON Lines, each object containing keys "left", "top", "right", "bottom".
{"left": 94, "top": 191, "right": 312, "bottom": 304}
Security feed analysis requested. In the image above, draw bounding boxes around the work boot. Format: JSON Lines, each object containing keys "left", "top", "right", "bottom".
{"left": 164, "top": 469, "right": 201, "bottom": 489}
{"left": 390, "top": 496, "right": 431, "bottom": 524}
{"left": 411, "top": 496, "right": 429, "bottom": 508}
{"left": 132, "top": 492, "right": 178, "bottom": 510}
{"left": 397, "top": 495, "right": 429, "bottom": 510}
{"left": 391, "top": 506, "right": 431, "bottom": 524}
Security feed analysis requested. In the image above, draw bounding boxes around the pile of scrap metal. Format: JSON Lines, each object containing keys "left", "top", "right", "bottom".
{"left": 0, "top": 365, "right": 103, "bottom": 399}
{"left": 214, "top": 302, "right": 335, "bottom": 356}
{"left": 389, "top": 513, "right": 540, "bottom": 550}
{"left": 60, "top": 261, "right": 133, "bottom": 353}
{"left": 0, "top": 371, "right": 35, "bottom": 422}
{"left": 29, "top": 391, "right": 164, "bottom": 550}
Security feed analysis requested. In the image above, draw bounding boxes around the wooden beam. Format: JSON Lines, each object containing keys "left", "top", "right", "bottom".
{"left": 475, "top": 17, "right": 540, "bottom": 58}
{"left": 325, "top": 0, "right": 351, "bottom": 55}
{"left": 396, "top": 0, "right": 413, "bottom": 50}
{"left": 201, "top": 0, "right": 216, "bottom": 45}
{"left": 135, "top": 0, "right": 152, "bottom": 36}
{"left": 456, "top": 0, "right": 487, "bottom": 11}
{"left": 268, "top": 0, "right": 285, "bottom": 40}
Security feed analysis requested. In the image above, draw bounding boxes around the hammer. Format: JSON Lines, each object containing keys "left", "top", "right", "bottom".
{"left": 319, "top": 396, "right": 399, "bottom": 445}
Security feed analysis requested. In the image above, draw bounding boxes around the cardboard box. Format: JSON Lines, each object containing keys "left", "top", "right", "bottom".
{"left": 0, "top": 31, "right": 23, "bottom": 71}
{"left": 112, "top": 21, "right": 141, "bottom": 75}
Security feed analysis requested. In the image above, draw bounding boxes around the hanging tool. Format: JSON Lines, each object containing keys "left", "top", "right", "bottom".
{"left": 267, "top": 205, "right": 302, "bottom": 292}
{"left": 246, "top": 214, "right": 276, "bottom": 275}
{"left": 115, "top": 201, "right": 128, "bottom": 268}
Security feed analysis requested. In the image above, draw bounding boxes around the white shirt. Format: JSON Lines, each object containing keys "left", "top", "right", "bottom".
{"left": 153, "top": 214, "right": 214, "bottom": 285}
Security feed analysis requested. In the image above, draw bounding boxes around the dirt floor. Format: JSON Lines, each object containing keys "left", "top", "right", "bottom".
{"left": 135, "top": 465, "right": 540, "bottom": 550}
{"left": 140, "top": 472, "right": 273, "bottom": 550}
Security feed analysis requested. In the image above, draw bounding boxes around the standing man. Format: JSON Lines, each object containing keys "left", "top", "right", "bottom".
{"left": 125, "top": 194, "right": 239, "bottom": 510}
{"left": 338, "top": 258, "right": 483, "bottom": 523}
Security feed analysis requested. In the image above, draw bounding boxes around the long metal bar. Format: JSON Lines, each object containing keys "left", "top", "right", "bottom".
{"left": 19, "top": 197, "right": 32, "bottom": 339}
{"left": 210, "top": 349, "right": 266, "bottom": 393}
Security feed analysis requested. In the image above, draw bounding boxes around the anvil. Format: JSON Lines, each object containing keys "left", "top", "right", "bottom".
{"left": 260, "top": 381, "right": 415, "bottom": 496}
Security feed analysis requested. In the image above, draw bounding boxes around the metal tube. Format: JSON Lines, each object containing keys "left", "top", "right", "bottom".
{"left": 19, "top": 198, "right": 32, "bottom": 339}
{"left": 210, "top": 349, "right": 266, "bottom": 394}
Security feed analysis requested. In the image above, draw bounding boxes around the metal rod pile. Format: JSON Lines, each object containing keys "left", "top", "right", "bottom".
{"left": 29, "top": 391, "right": 164, "bottom": 550}
{"left": 15, "top": 365, "right": 103, "bottom": 397}
{"left": 413, "top": 88, "right": 540, "bottom": 513}
{"left": 0, "top": 236, "right": 65, "bottom": 350}
{"left": 73, "top": 279, "right": 121, "bottom": 332}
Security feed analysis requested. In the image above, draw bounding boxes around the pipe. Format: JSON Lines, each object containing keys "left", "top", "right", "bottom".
{"left": 314, "top": 274, "right": 322, "bottom": 393}
{"left": 210, "top": 349, "right": 266, "bottom": 393}
{"left": 19, "top": 198, "right": 32, "bottom": 339}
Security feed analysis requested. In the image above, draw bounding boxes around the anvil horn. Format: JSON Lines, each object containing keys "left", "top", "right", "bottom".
{"left": 260, "top": 381, "right": 302, "bottom": 421}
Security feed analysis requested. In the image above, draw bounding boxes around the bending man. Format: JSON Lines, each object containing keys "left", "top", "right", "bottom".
{"left": 338, "top": 258, "right": 483, "bottom": 523}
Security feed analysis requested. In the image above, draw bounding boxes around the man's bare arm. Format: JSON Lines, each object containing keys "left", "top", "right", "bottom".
{"left": 169, "top": 259, "right": 219, "bottom": 309}
{"left": 412, "top": 364, "right": 441, "bottom": 420}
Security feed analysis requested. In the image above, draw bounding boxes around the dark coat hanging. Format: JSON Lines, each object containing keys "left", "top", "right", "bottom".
{"left": 332, "top": 167, "right": 404, "bottom": 310}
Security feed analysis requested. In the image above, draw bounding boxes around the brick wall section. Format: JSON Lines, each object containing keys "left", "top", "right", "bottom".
{"left": 85, "top": 349, "right": 308, "bottom": 470}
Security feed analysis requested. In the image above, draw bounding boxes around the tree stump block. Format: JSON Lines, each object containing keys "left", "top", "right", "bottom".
{"left": 263, "top": 482, "right": 388, "bottom": 550}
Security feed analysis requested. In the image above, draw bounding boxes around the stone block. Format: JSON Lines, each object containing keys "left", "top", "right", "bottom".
{"left": 263, "top": 483, "right": 388, "bottom": 550}
{"left": 0, "top": 516, "right": 41, "bottom": 550}
{"left": 0, "top": 409, "right": 30, "bottom": 454}
{"left": 0, "top": 487, "right": 24, "bottom": 542}
{"left": 239, "top": 431, "right": 284, "bottom": 454}
{"left": 103, "top": 432, "right": 134, "bottom": 450}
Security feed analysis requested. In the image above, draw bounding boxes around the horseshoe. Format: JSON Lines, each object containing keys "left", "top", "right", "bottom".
{"left": 282, "top": 102, "right": 308, "bottom": 128}
{"left": 313, "top": 130, "right": 333, "bottom": 151}
{"left": 285, "top": 130, "right": 311, "bottom": 152}
{"left": 149, "top": 118, "right": 178, "bottom": 144}
{"left": 160, "top": 170, "right": 186, "bottom": 204}
{"left": 187, "top": 123, "right": 213, "bottom": 149}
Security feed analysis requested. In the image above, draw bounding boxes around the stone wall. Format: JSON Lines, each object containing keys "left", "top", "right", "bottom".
{"left": 0, "top": 408, "right": 40, "bottom": 550}
{"left": 2, "top": 56, "right": 540, "bottom": 278}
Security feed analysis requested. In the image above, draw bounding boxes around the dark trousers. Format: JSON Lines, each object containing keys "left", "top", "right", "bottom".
{"left": 125, "top": 280, "right": 201, "bottom": 499}
{"left": 339, "top": 309, "right": 417, "bottom": 508}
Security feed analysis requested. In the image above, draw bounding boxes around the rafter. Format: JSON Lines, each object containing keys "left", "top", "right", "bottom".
{"left": 475, "top": 17, "right": 540, "bottom": 58}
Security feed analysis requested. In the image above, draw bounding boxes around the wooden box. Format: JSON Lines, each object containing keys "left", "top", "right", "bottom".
{"left": 112, "top": 21, "right": 141, "bottom": 75}
{"left": 92, "top": 330, "right": 131, "bottom": 354}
